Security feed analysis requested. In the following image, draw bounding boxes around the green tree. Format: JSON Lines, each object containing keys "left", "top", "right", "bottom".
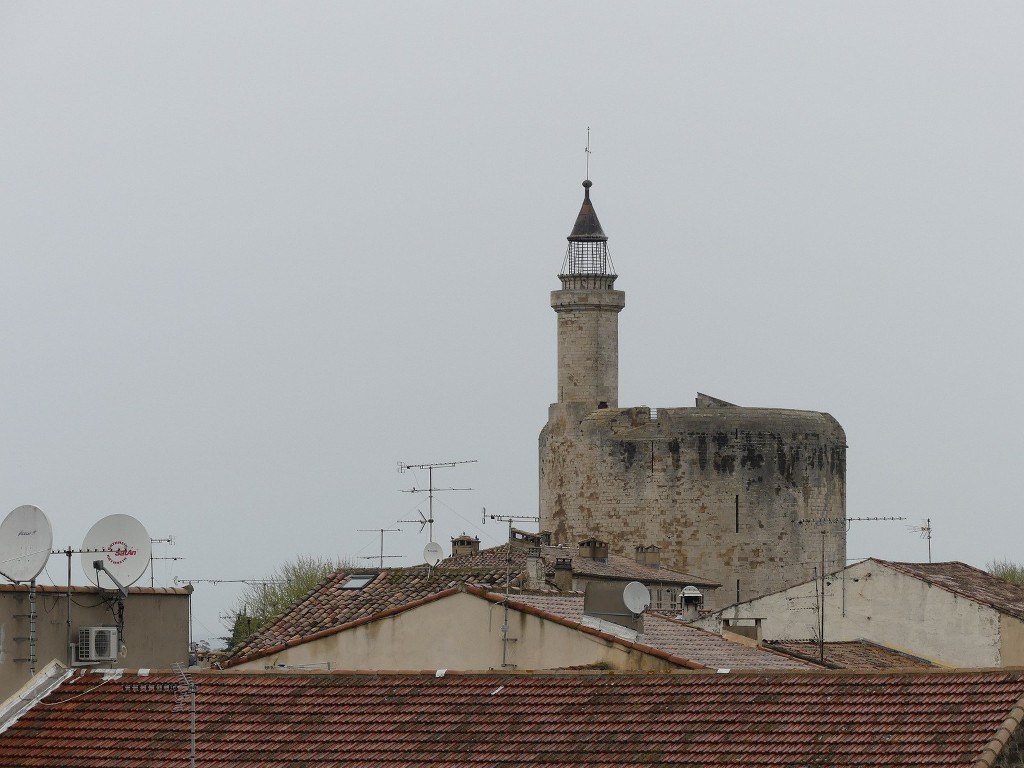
{"left": 225, "top": 554, "right": 349, "bottom": 648}
{"left": 988, "top": 559, "right": 1024, "bottom": 587}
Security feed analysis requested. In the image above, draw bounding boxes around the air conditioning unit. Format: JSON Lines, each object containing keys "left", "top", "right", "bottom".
{"left": 77, "top": 627, "right": 119, "bottom": 662}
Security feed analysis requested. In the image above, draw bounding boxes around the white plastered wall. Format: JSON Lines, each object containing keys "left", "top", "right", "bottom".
{"left": 714, "top": 560, "right": 1003, "bottom": 668}
{"left": 234, "top": 591, "right": 680, "bottom": 673}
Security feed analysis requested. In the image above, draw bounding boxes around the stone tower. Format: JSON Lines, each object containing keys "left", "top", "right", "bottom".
{"left": 552, "top": 179, "right": 625, "bottom": 409}
{"left": 539, "top": 180, "right": 847, "bottom": 607}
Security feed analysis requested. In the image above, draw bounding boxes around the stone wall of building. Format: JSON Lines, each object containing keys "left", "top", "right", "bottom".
{"left": 539, "top": 395, "right": 846, "bottom": 607}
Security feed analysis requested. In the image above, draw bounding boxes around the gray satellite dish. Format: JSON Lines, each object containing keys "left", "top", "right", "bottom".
{"left": 0, "top": 505, "right": 53, "bottom": 583}
{"left": 622, "top": 581, "right": 651, "bottom": 615}
{"left": 423, "top": 542, "right": 444, "bottom": 567}
{"left": 81, "top": 514, "right": 152, "bottom": 590}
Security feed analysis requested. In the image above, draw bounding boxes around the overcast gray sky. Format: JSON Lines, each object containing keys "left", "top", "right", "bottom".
{"left": 2, "top": 3, "right": 1022, "bottom": 646}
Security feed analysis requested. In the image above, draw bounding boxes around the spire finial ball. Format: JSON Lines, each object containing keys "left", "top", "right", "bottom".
{"left": 582, "top": 179, "right": 593, "bottom": 188}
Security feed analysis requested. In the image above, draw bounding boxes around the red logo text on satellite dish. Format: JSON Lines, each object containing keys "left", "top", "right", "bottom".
{"left": 107, "top": 540, "right": 137, "bottom": 565}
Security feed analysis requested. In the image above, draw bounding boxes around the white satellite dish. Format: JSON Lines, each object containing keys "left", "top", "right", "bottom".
{"left": 81, "top": 514, "right": 152, "bottom": 590}
{"left": 423, "top": 541, "right": 444, "bottom": 567}
{"left": 622, "top": 581, "right": 651, "bottom": 615}
{"left": 0, "top": 505, "right": 53, "bottom": 583}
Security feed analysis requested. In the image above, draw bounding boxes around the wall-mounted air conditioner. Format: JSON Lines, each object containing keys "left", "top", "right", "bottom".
{"left": 77, "top": 627, "right": 119, "bottom": 663}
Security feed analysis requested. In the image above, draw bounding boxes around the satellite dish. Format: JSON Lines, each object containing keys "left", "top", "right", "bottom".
{"left": 0, "top": 505, "right": 53, "bottom": 583}
{"left": 622, "top": 581, "right": 651, "bottom": 615}
{"left": 81, "top": 515, "right": 152, "bottom": 590}
{"left": 423, "top": 542, "right": 444, "bottom": 567}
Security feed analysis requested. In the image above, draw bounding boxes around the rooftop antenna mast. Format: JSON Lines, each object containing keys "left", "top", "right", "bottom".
{"left": 798, "top": 515, "right": 906, "bottom": 663}
{"left": 358, "top": 528, "right": 403, "bottom": 568}
{"left": 483, "top": 510, "right": 540, "bottom": 668}
{"left": 172, "top": 662, "right": 198, "bottom": 768}
{"left": 53, "top": 544, "right": 114, "bottom": 666}
{"left": 173, "top": 577, "right": 285, "bottom": 644}
{"left": 398, "top": 459, "right": 477, "bottom": 542}
{"left": 149, "top": 535, "right": 181, "bottom": 588}
{"left": 907, "top": 518, "right": 933, "bottom": 563}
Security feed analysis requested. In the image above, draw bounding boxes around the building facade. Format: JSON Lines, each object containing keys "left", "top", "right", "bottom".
{"left": 539, "top": 181, "right": 847, "bottom": 605}
{"left": 0, "top": 583, "right": 190, "bottom": 701}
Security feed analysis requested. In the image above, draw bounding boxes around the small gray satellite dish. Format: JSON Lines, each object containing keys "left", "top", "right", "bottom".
{"left": 81, "top": 514, "right": 152, "bottom": 590}
{"left": 0, "top": 505, "right": 53, "bottom": 583}
{"left": 423, "top": 542, "right": 444, "bottom": 567}
{"left": 622, "top": 581, "right": 651, "bottom": 615}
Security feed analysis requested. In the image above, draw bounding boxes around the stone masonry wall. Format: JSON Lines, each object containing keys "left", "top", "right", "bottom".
{"left": 552, "top": 278, "right": 624, "bottom": 408}
{"left": 539, "top": 399, "right": 846, "bottom": 607}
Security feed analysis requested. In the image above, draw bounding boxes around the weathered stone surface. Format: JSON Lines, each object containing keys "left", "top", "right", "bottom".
{"left": 539, "top": 183, "right": 846, "bottom": 608}
{"left": 540, "top": 399, "right": 846, "bottom": 607}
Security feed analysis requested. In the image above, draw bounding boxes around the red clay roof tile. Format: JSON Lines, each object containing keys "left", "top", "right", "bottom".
{"left": 1, "top": 668, "right": 1023, "bottom": 766}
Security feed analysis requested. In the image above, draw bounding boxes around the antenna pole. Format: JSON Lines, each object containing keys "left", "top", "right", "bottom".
{"left": 798, "top": 516, "right": 906, "bottom": 663}
{"left": 357, "top": 528, "right": 402, "bottom": 568}
{"left": 820, "top": 531, "right": 826, "bottom": 663}
{"left": 149, "top": 535, "right": 175, "bottom": 588}
{"left": 485, "top": 512, "right": 539, "bottom": 668}
{"left": 172, "top": 662, "right": 197, "bottom": 768}
{"left": 398, "top": 459, "right": 477, "bottom": 542}
{"left": 66, "top": 548, "right": 71, "bottom": 665}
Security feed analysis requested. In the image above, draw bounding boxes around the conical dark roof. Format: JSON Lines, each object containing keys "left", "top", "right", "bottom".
{"left": 567, "top": 180, "right": 607, "bottom": 242}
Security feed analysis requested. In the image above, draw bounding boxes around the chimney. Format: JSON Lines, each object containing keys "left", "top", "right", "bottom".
{"left": 510, "top": 528, "right": 543, "bottom": 550}
{"left": 525, "top": 547, "right": 546, "bottom": 590}
{"left": 634, "top": 544, "right": 661, "bottom": 568}
{"left": 679, "top": 585, "right": 703, "bottom": 621}
{"left": 450, "top": 534, "right": 480, "bottom": 558}
{"left": 578, "top": 538, "right": 609, "bottom": 562}
{"left": 553, "top": 557, "right": 573, "bottom": 592}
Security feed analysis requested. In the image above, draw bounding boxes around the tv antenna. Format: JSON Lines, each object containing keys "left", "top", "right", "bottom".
{"left": 125, "top": 665, "right": 197, "bottom": 768}
{"left": 172, "top": 662, "right": 198, "bottom": 768}
{"left": 798, "top": 515, "right": 906, "bottom": 663}
{"left": 483, "top": 510, "right": 540, "bottom": 668}
{"left": 398, "top": 459, "right": 476, "bottom": 541}
{"left": 358, "top": 528, "right": 402, "bottom": 568}
{"left": 149, "top": 535, "right": 182, "bottom": 588}
{"left": 907, "top": 518, "right": 933, "bottom": 563}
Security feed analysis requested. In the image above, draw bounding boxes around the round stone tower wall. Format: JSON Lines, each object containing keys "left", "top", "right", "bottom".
{"left": 539, "top": 399, "right": 847, "bottom": 606}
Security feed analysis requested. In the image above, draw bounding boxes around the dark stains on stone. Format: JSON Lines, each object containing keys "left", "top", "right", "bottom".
{"left": 713, "top": 452, "right": 735, "bottom": 474}
{"left": 618, "top": 441, "right": 638, "bottom": 467}
{"left": 697, "top": 434, "right": 708, "bottom": 470}
{"left": 740, "top": 444, "right": 764, "bottom": 470}
{"left": 668, "top": 438, "right": 681, "bottom": 470}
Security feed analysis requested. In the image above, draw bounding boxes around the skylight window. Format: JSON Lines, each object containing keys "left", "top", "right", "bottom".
{"left": 340, "top": 574, "right": 375, "bottom": 590}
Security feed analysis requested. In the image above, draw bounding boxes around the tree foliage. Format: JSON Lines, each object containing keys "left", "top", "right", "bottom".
{"left": 226, "top": 554, "right": 349, "bottom": 648}
{"left": 988, "top": 559, "right": 1024, "bottom": 587}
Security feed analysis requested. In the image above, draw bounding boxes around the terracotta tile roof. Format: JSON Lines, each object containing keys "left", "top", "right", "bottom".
{"left": 507, "top": 593, "right": 815, "bottom": 671}
{"left": 439, "top": 542, "right": 719, "bottom": 587}
{"left": 877, "top": 560, "right": 1024, "bottom": 623}
{"left": 767, "top": 640, "right": 940, "bottom": 670}
{"left": 225, "top": 565, "right": 509, "bottom": 666}
{"left": 3, "top": 667, "right": 1024, "bottom": 766}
